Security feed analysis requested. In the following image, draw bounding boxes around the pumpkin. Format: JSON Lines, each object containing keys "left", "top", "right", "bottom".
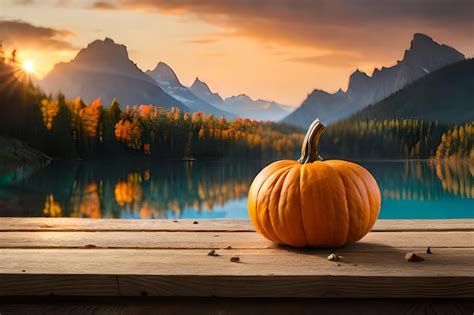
{"left": 248, "top": 119, "right": 381, "bottom": 247}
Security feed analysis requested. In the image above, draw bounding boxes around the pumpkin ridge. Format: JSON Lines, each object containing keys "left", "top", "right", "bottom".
{"left": 301, "top": 162, "right": 333, "bottom": 246}
{"left": 345, "top": 163, "right": 380, "bottom": 231}
{"left": 248, "top": 165, "right": 270, "bottom": 234}
{"left": 297, "top": 166, "right": 309, "bottom": 246}
{"left": 283, "top": 164, "right": 308, "bottom": 246}
{"left": 336, "top": 163, "right": 365, "bottom": 243}
{"left": 343, "top": 164, "right": 372, "bottom": 241}
{"left": 269, "top": 165, "right": 294, "bottom": 245}
{"left": 325, "top": 162, "right": 351, "bottom": 246}
{"left": 322, "top": 164, "right": 338, "bottom": 246}
{"left": 299, "top": 165, "right": 313, "bottom": 246}
{"left": 350, "top": 165, "right": 376, "bottom": 234}
{"left": 256, "top": 164, "right": 290, "bottom": 243}
{"left": 250, "top": 161, "right": 290, "bottom": 237}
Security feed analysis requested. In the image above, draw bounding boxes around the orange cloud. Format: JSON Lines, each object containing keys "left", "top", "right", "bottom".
{"left": 90, "top": 1, "right": 116, "bottom": 10}
{"left": 288, "top": 53, "right": 364, "bottom": 68}
{"left": 182, "top": 37, "right": 218, "bottom": 44}
{"left": 98, "top": 0, "right": 473, "bottom": 60}
{"left": 0, "top": 19, "right": 76, "bottom": 50}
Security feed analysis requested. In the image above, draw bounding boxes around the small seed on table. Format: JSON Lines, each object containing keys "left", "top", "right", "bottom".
{"left": 405, "top": 252, "right": 424, "bottom": 262}
{"left": 224, "top": 245, "right": 232, "bottom": 250}
{"left": 230, "top": 256, "right": 240, "bottom": 263}
{"left": 207, "top": 249, "right": 219, "bottom": 256}
{"left": 426, "top": 247, "right": 432, "bottom": 254}
{"left": 193, "top": 221, "right": 199, "bottom": 224}
{"left": 327, "top": 253, "right": 341, "bottom": 262}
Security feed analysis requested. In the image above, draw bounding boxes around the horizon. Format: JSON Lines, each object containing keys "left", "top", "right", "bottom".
{"left": 1, "top": 0, "right": 473, "bottom": 106}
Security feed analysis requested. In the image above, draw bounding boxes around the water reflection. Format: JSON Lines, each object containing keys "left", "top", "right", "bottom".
{"left": 0, "top": 158, "right": 264, "bottom": 218}
{"left": 434, "top": 159, "right": 474, "bottom": 198}
{"left": 0, "top": 159, "right": 472, "bottom": 219}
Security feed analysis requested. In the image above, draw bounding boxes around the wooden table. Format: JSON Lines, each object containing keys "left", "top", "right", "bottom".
{"left": 0, "top": 218, "right": 473, "bottom": 314}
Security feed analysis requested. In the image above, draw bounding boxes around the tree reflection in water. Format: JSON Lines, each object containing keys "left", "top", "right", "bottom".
{"left": 434, "top": 159, "right": 474, "bottom": 198}
{"left": 0, "top": 158, "right": 472, "bottom": 218}
{"left": 26, "top": 158, "right": 264, "bottom": 218}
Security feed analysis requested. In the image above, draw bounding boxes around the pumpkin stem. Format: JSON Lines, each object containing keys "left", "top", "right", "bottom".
{"left": 298, "top": 118, "right": 325, "bottom": 164}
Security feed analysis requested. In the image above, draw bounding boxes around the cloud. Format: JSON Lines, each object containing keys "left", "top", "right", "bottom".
{"left": 12, "top": 0, "right": 35, "bottom": 5}
{"left": 0, "top": 19, "right": 76, "bottom": 50}
{"left": 182, "top": 37, "right": 218, "bottom": 44}
{"left": 104, "top": 0, "right": 474, "bottom": 59}
{"left": 90, "top": 1, "right": 116, "bottom": 10}
{"left": 288, "top": 53, "right": 364, "bottom": 68}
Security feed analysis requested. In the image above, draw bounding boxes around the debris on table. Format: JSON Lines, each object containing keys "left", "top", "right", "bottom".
{"left": 405, "top": 252, "right": 424, "bottom": 262}
{"left": 230, "top": 256, "right": 240, "bottom": 263}
{"left": 327, "top": 253, "right": 342, "bottom": 262}
{"left": 426, "top": 247, "right": 432, "bottom": 254}
{"left": 207, "top": 249, "right": 219, "bottom": 256}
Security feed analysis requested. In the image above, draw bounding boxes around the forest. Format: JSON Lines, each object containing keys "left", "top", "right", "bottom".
{"left": 321, "top": 119, "right": 472, "bottom": 159}
{"left": 1, "top": 56, "right": 472, "bottom": 161}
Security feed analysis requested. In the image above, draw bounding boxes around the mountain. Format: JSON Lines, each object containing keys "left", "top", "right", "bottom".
{"left": 221, "top": 94, "right": 292, "bottom": 121}
{"left": 41, "top": 38, "right": 188, "bottom": 110}
{"left": 282, "top": 33, "right": 465, "bottom": 128}
{"left": 189, "top": 77, "right": 224, "bottom": 107}
{"left": 348, "top": 59, "right": 474, "bottom": 124}
{"left": 190, "top": 77, "right": 292, "bottom": 121}
{"left": 146, "top": 63, "right": 232, "bottom": 117}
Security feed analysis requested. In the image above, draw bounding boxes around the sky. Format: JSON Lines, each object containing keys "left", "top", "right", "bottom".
{"left": 1, "top": 0, "right": 473, "bottom": 106}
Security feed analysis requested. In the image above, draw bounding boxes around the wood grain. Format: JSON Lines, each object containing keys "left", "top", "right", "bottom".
{"left": 1, "top": 297, "right": 472, "bottom": 315}
{"left": 2, "top": 248, "right": 472, "bottom": 277}
{"left": 0, "top": 218, "right": 472, "bottom": 299}
{"left": 1, "top": 218, "right": 473, "bottom": 232}
{"left": 0, "top": 231, "right": 472, "bottom": 250}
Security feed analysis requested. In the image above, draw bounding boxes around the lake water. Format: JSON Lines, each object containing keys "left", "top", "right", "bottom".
{"left": 0, "top": 158, "right": 473, "bottom": 219}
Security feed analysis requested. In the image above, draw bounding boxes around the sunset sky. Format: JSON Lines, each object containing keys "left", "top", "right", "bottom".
{"left": 1, "top": 0, "right": 473, "bottom": 106}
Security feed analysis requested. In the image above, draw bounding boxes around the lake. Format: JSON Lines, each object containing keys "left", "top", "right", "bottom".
{"left": 0, "top": 158, "right": 472, "bottom": 219}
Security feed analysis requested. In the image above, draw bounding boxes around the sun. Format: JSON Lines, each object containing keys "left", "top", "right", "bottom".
{"left": 22, "top": 60, "right": 35, "bottom": 74}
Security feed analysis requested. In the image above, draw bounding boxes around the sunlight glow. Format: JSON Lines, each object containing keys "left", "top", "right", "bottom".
{"left": 22, "top": 60, "right": 35, "bottom": 74}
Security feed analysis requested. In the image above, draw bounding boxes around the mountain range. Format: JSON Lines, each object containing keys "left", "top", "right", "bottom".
{"left": 282, "top": 33, "right": 465, "bottom": 128}
{"left": 40, "top": 38, "right": 189, "bottom": 111}
{"left": 39, "top": 34, "right": 469, "bottom": 125}
{"left": 40, "top": 38, "right": 289, "bottom": 120}
{"left": 145, "top": 62, "right": 232, "bottom": 117}
{"left": 348, "top": 59, "right": 474, "bottom": 124}
{"left": 189, "top": 78, "right": 292, "bottom": 121}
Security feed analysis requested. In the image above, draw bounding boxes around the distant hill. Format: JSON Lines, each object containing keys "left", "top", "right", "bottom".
{"left": 190, "top": 78, "right": 291, "bottom": 121}
{"left": 222, "top": 94, "right": 292, "bottom": 121}
{"left": 41, "top": 38, "right": 188, "bottom": 110}
{"left": 189, "top": 77, "right": 224, "bottom": 107}
{"left": 146, "top": 63, "right": 232, "bottom": 117}
{"left": 282, "top": 33, "right": 465, "bottom": 128}
{"left": 348, "top": 59, "right": 474, "bottom": 124}
{"left": 190, "top": 77, "right": 291, "bottom": 121}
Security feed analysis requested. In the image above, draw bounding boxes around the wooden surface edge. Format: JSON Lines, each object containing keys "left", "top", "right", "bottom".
{"left": 0, "top": 274, "right": 472, "bottom": 298}
{"left": 1, "top": 218, "right": 473, "bottom": 232}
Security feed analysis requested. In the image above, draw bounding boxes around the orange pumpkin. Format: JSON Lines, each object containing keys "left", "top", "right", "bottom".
{"left": 248, "top": 119, "right": 381, "bottom": 247}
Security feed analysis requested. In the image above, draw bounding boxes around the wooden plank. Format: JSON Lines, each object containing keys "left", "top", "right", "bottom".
{"left": 1, "top": 297, "right": 472, "bottom": 315}
{"left": 0, "top": 231, "right": 472, "bottom": 250}
{"left": 0, "top": 218, "right": 254, "bottom": 232}
{"left": 373, "top": 219, "right": 474, "bottom": 232}
{"left": 0, "top": 248, "right": 472, "bottom": 298}
{"left": 1, "top": 218, "right": 473, "bottom": 232}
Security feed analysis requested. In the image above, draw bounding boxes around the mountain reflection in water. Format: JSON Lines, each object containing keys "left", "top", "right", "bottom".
{"left": 0, "top": 159, "right": 472, "bottom": 219}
